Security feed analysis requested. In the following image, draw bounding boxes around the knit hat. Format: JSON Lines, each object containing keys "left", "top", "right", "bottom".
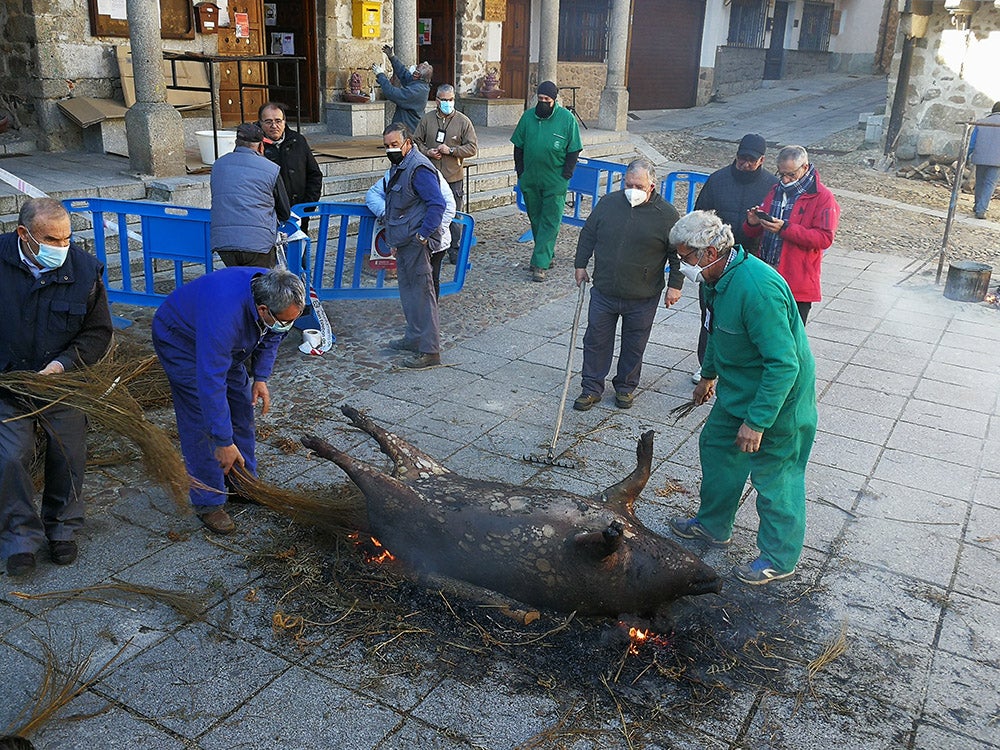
{"left": 236, "top": 122, "right": 265, "bottom": 143}
{"left": 537, "top": 80, "right": 559, "bottom": 99}
{"left": 737, "top": 133, "right": 767, "bottom": 159}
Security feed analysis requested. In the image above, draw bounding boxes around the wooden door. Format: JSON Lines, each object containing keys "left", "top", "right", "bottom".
{"left": 218, "top": 0, "right": 267, "bottom": 125}
{"left": 627, "top": 0, "right": 705, "bottom": 110}
{"left": 763, "top": 1, "right": 789, "bottom": 80}
{"left": 264, "top": 0, "right": 319, "bottom": 122}
{"left": 501, "top": 0, "right": 529, "bottom": 102}
{"left": 416, "top": 0, "right": 455, "bottom": 97}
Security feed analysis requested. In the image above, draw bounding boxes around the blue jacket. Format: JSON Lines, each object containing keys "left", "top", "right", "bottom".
{"left": 0, "top": 231, "right": 112, "bottom": 373}
{"left": 151, "top": 267, "right": 286, "bottom": 447}
{"left": 376, "top": 55, "right": 431, "bottom": 132}
{"left": 210, "top": 147, "right": 290, "bottom": 253}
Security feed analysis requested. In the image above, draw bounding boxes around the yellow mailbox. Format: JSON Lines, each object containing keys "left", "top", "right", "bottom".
{"left": 353, "top": 1, "right": 381, "bottom": 39}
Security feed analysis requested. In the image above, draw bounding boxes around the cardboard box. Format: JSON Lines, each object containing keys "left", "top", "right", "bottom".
{"left": 116, "top": 46, "right": 212, "bottom": 110}
{"left": 57, "top": 97, "right": 128, "bottom": 128}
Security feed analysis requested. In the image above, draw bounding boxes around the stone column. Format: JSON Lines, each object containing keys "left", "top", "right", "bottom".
{"left": 597, "top": 0, "right": 630, "bottom": 131}
{"left": 124, "top": 0, "right": 184, "bottom": 176}
{"left": 537, "top": 0, "right": 560, "bottom": 90}
{"left": 394, "top": 0, "right": 418, "bottom": 68}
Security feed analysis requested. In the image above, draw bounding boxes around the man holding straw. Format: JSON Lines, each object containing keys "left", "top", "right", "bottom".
{"left": 152, "top": 268, "right": 305, "bottom": 535}
{"left": 0, "top": 197, "right": 113, "bottom": 577}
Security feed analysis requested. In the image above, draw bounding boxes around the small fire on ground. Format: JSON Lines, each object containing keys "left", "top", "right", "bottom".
{"left": 348, "top": 531, "right": 396, "bottom": 564}
{"left": 624, "top": 623, "right": 670, "bottom": 655}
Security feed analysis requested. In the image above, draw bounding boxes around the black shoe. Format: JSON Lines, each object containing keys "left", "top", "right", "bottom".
{"left": 389, "top": 337, "right": 419, "bottom": 352}
{"left": 573, "top": 393, "right": 600, "bottom": 411}
{"left": 6, "top": 552, "right": 36, "bottom": 576}
{"left": 50, "top": 540, "right": 78, "bottom": 565}
{"left": 403, "top": 352, "right": 441, "bottom": 369}
{"left": 447, "top": 250, "right": 458, "bottom": 265}
{"left": 615, "top": 391, "right": 635, "bottom": 409}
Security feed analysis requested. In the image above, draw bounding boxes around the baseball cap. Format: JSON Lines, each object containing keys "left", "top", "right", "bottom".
{"left": 236, "top": 122, "right": 265, "bottom": 143}
{"left": 737, "top": 133, "right": 767, "bottom": 159}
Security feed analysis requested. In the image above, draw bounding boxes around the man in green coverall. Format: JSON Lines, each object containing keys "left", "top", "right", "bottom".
{"left": 666, "top": 210, "right": 817, "bottom": 585}
{"left": 511, "top": 80, "right": 583, "bottom": 282}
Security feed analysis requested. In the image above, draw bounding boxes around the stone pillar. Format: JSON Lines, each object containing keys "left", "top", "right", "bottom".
{"left": 597, "top": 0, "right": 630, "bottom": 131}
{"left": 394, "top": 0, "right": 418, "bottom": 68}
{"left": 124, "top": 0, "right": 184, "bottom": 176}
{"left": 537, "top": 0, "right": 560, "bottom": 90}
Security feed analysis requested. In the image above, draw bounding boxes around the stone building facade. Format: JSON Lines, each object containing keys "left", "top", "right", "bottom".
{"left": 886, "top": 1, "right": 1000, "bottom": 162}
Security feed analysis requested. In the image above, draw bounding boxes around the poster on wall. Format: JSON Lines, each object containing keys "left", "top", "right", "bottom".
{"left": 264, "top": 3, "right": 276, "bottom": 26}
{"left": 418, "top": 18, "right": 432, "bottom": 45}
{"left": 270, "top": 32, "right": 295, "bottom": 54}
{"left": 234, "top": 11, "right": 249, "bottom": 38}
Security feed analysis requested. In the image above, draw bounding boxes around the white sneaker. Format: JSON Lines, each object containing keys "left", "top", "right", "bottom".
{"left": 691, "top": 369, "right": 702, "bottom": 384}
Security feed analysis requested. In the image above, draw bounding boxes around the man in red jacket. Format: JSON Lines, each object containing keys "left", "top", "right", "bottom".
{"left": 743, "top": 145, "right": 839, "bottom": 323}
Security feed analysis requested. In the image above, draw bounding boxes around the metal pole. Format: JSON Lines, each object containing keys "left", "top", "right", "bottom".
{"left": 936, "top": 123, "right": 974, "bottom": 285}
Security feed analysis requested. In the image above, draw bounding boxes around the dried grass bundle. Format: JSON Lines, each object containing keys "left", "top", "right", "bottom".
{"left": 229, "top": 466, "right": 369, "bottom": 534}
{"left": 10, "top": 581, "right": 207, "bottom": 621}
{"left": 3, "top": 635, "right": 129, "bottom": 738}
{"left": 0, "top": 355, "right": 188, "bottom": 508}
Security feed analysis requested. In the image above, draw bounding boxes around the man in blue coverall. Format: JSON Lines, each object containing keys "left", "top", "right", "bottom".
{"left": 152, "top": 268, "right": 305, "bottom": 534}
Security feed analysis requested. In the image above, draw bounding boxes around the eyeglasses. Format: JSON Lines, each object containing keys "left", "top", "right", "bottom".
{"left": 736, "top": 155, "right": 761, "bottom": 165}
{"left": 677, "top": 247, "right": 701, "bottom": 264}
{"left": 261, "top": 118, "right": 285, "bottom": 126}
{"left": 437, "top": 97, "right": 455, "bottom": 102}
{"left": 776, "top": 165, "right": 806, "bottom": 179}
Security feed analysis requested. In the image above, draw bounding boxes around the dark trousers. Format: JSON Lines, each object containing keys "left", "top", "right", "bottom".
{"left": 430, "top": 249, "right": 444, "bottom": 299}
{"left": 580, "top": 287, "right": 660, "bottom": 397}
{"left": 0, "top": 396, "right": 87, "bottom": 556}
{"left": 152, "top": 319, "right": 257, "bottom": 511}
{"left": 796, "top": 301, "right": 811, "bottom": 324}
{"left": 447, "top": 180, "right": 464, "bottom": 262}
{"left": 396, "top": 239, "right": 440, "bottom": 354}
{"left": 217, "top": 247, "right": 278, "bottom": 269}
{"left": 697, "top": 288, "right": 709, "bottom": 365}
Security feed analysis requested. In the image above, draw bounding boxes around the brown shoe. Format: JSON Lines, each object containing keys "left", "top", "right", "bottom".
{"left": 199, "top": 507, "right": 235, "bottom": 535}
{"left": 403, "top": 352, "right": 441, "bottom": 370}
{"left": 530, "top": 266, "right": 546, "bottom": 282}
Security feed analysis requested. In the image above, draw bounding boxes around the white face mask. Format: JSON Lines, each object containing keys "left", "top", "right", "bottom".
{"left": 680, "top": 254, "right": 726, "bottom": 284}
{"left": 408, "top": 65, "right": 417, "bottom": 75}
{"left": 624, "top": 188, "right": 648, "bottom": 207}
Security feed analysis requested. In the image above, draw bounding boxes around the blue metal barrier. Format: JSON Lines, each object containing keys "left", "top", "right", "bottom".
{"left": 63, "top": 198, "right": 213, "bottom": 327}
{"left": 661, "top": 171, "right": 709, "bottom": 213}
{"left": 289, "top": 201, "right": 476, "bottom": 301}
{"left": 514, "top": 163, "right": 709, "bottom": 240}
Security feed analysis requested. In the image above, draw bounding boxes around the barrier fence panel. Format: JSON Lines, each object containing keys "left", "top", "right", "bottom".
{"left": 63, "top": 198, "right": 213, "bottom": 315}
{"left": 514, "top": 163, "right": 708, "bottom": 241}
{"left": 289, "top": 201, "right": 476, "bottom": 301}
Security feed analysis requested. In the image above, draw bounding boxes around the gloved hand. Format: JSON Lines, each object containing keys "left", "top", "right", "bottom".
{"left": 372, "top": 63, "right": 385, "bottom": 77}
{"left": 382, "top": 44, "right": 393, "bottom": 57}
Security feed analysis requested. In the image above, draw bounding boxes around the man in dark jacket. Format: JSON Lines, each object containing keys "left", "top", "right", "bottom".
{"left": 689, "top": 133, "right": 778, "bottom": 383}
{"left": 258, "top": 102, "right": 323, "bottom": 231}
{"left": 572, "top": 158, "right": 681, "bottom": 410}
{"left": 970, "top": 101, "right": 1000, "bottom": 219}
{"left": 373, "top": 45, "right": 431, "bottom": 132}
{"left": 210, "top": 122, "right": 291, "bottom": 268}
{"left": 0, "top": 198, "right": 113, "bottom": 576}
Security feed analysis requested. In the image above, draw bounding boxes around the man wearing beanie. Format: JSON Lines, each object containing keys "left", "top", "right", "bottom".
{"left": 511, "top": 80, "right": 583, "bottom": 282}
{"left": 689, "top": 133, "right": 778, "bottom": 382}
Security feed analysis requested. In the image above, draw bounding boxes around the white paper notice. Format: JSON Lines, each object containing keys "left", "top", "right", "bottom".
{"left": 97, "top": 0, "right": 128, "bottom": 20}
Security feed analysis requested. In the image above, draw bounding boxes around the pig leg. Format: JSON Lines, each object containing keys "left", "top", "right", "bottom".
{"left": 340, "top": 405, "right": 451, "bottom": 479}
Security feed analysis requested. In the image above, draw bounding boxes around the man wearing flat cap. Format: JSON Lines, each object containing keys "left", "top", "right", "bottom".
{"left": 511, "top": 81, "right": 583, "bottom": 282}
{"left": 210, "top": 122, "right": 291, "bottom": 269}
{"left": 688, "top": 133, "right": 778, "bottom": 383}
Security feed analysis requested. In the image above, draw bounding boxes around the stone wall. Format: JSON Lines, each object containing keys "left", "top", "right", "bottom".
{"left": 887, "top": 5, "right": 1000, "bottom": 163}
{"left": 712, "top": 46, "right": 765, "bottom": 99}
{"left": 555, "top": 62, "right": 607, "bottom": 121}
{"left": 0, "top": 0, "right": 37, "bottom": 139}
{"left": 783, "top": 50, "right": 833, "bottom": 78}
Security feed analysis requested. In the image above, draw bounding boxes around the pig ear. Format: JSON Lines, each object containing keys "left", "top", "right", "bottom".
{"left": 572, "top": 521, "right": 625, "bottom": 559}
{"left": 596, "top": 430, "right": 654, "bottom": 514}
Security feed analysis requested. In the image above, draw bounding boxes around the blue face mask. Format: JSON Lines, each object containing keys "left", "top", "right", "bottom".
{"left": 24, "top": 227, "right": 69, "bottom": 269}
{"left": 263, "top": 308, "right": 295, "bottom": 333}
{"left": 438, "top": 100, "right": 454, "bottom": 115}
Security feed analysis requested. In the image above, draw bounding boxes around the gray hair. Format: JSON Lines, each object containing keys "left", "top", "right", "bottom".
{"left": 436, "top": 84, "right": 455, "bottom": 98}
{"left": 669, "top": 210, "right": 735, "bottom": 257}
{"left": 777, "top": 145, "right": 808, "bottom": 167}
{"left": 416, "top": 62, "right": 433, "bottom": 80}
{"left": 625, "top": 158, "right": 657, "bottom": 182}
{"left": 19, "top": 197, "right": 68, "bottom": 230}
{"left": 251, "top": 269, "right": 306, "bottom": 312}
{"left": 383, "top": 121, "right": 411, "bottom": 140}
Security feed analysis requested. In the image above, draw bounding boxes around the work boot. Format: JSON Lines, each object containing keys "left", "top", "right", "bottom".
{"left": 199, "top": 507, "right": 235, "bottom": 535}
{"left": 388, "top": 338, "right": 419, "bottom": 352}
{"left": 614, "top": 391, "right": 635, "bottom": 409}
{"left": 573, "top": 393, "right": 600, "bottom": 411}
{"left": 403, "top": 352, "right": 441, "bottom": 370}
{"left": 50, "top": 540, "right": 78, "bottom": 565}
{"left": 6, "top": 552, "right": 36, "bottom": 576}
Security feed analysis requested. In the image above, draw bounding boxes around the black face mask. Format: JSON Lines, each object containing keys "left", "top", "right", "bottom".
{"left": 535, "top": 101, "right": 554, "bottom": 118}
{"left": 386, "top": 148, "right": 404, "bottom": 165}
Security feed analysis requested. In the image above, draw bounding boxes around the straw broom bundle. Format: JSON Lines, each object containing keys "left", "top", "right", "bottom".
{"left": 0, "top": 355, "right": 189, "bottom": 508}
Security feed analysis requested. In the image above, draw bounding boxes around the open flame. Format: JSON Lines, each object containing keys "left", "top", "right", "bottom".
{"left": 623, "top": 623, "right": 670, "bottom": 654}
{"left": 348, "top": 531, "right": 396, "bottom": 564}
{"left": 985, "top": 293, "right": 998, "bottom": 308}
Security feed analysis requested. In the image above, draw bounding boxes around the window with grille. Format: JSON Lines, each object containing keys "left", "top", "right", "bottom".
{"left": 799, "top": 2, "right": 833, "bottom": 51}
{"left": 727, "top": 0, "right": 768, "bottom": 48}
{"left": 558, "top": 0, "right": 610, "bottom": 63}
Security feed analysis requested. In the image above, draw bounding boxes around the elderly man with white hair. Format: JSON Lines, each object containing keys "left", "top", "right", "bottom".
{"left": 667, "top": 210, "right": 817, "bottom": 586}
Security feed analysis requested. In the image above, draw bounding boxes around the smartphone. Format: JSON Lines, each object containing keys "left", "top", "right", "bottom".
{"left": 753, "top": 208, "right": 776, "bottom": 222}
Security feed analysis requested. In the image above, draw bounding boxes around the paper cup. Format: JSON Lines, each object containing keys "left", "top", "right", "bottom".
{"left": 302, "top": 329, "right": 322, "bottom": 348}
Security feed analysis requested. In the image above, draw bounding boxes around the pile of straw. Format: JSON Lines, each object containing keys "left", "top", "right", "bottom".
{"left": 0, "top": 355, "right": 188, "bottom": 508}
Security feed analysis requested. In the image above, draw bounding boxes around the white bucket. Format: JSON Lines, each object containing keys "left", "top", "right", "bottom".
{"left": 195, "top": 130, "right": 237, "bottom": 165}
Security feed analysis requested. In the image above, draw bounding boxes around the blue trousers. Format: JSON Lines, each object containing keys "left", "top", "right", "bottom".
{"left": 152, "top": 322, "right": 257, "bottom": 511}
{"left": 396, "top": 239, "right": 440, "bottom": 354}
{"left": 0, "top": 396, "right": 87, "bottom": 556}
{"left": 974, "top": 164, "right": 999, "bottom": 216}
{"left": 580, "top": 287, "right": 659, "bottom": 396}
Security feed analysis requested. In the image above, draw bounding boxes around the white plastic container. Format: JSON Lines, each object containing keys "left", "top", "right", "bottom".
{"left": 195, "top": 130, "right": 237, "bottom": 165}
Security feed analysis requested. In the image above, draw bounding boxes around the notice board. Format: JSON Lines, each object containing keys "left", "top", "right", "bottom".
{"left": 89, "top": 0, "right": 196, "bottom": 40}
